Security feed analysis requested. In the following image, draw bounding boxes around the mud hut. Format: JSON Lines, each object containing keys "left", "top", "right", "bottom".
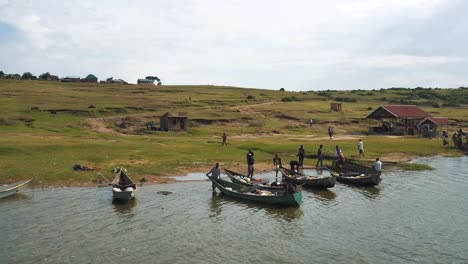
{"left": 160, "top": 112, "right": 188, "bottom": 131}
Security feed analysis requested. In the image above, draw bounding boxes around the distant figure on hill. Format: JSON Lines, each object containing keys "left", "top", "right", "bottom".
{"left": 289, "top": 160, "right": 300, "bottom": 172}
{"left": 297, "top": 145, "right": 305, "bottom": 166}
{"left": 316, "top": 144, "right": 324, "bottom": 167}
{"left": 328, "top": 126, "right": 334, "bottom": 139}
{"left": 221, "top": 132, "right": 227, "bottom": 146}
{"left": 358, "top": 139, "right": 364, "bottom": 157}
{"left": 246, "top": 149, "right": 255, "bottom": 178}
{"left": 372, "top": 158, "right": 382, "bottom": 171}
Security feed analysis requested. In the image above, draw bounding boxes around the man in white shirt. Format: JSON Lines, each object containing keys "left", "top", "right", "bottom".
{"left": 372, "top": 158, "right": 382, "bottom": 171}
{"left": 358, "top": 139, "right": 364, "bottom": 157}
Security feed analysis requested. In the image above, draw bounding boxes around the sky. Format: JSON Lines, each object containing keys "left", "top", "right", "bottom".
{"left": 1, "top": 0, "right": 467, "bottom": 91}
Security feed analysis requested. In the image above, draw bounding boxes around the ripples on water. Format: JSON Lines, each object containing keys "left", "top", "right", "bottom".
{"left": 1, "top": 156, "right": 467, "bottom": 264}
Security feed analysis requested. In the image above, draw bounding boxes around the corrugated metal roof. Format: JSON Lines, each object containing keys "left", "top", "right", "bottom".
{"left": 420, "top": 117, "right": 449, "bottom": 125}
{"left": 366, "top": 105, "right": 432, "bottom": 119}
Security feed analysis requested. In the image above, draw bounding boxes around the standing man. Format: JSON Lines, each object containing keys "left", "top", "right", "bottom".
{"left": 328, "top": 127, "right": 334, "bottom": 139}
{"left": 358, "top": 139, "right": 364, "bottom": 157}
{"left": 246, "top": 149, "right": 255, "bottom": 178}
{"left": 316, "top": 144, "right": 324, "bottom": 168}
{"left": 297, "top": 145, "right": 305, "bottom": 167}
{"left": 372, "top": 158, "right": 382, "bottom": 171}
{"left": 221, "top": 132, "right": 227, "bottom": 146}
{"left": 206, "top": 163, "right": 221, "bottom": 194}
{"left": 273, "top": 153, "right": 282, "bottom": 179}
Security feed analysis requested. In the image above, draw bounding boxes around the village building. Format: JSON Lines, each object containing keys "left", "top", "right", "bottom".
{"left": 160, "top": 112, "right": 188, "bottom": 131}
{"left": 137, "top": 78, "right": 154, "bottom": 85}
{"left": 62, "top": 76, "right": 81, "bottom": 82}
{"left": 81, "top": 74, "right": 98, "bottom": 83}
{"left": 366, "top": 105, "right": 432, "bottom": 135}
{"left": 330, "top": 102, "right": 342, "bottom": 111}
{"left": 419, "top": 117, "right": 449, "bottom": 138}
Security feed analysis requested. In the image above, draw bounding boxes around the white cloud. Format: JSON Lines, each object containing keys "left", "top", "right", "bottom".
{"left": 0, "top": 0, "right": 467, "bottom": 89}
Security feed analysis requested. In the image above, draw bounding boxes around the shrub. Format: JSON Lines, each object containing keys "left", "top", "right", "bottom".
{"left": 246, "top": 95, "right": 256, "bottom": 100}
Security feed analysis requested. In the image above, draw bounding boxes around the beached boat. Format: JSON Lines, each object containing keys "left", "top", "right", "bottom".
{"left": 280, "top": 168, "right": 336, "bottom": 188}
{"left": 224, "top": 168, "right": 285, "bottom": 192}
{"left": 111, "top": 169, "right": 136, "bottom": 201}
{"left": 0, "top": 179, "right": 33, "bottom": 199}
{"left": 326, "top": 162, "right": 381, "bottom": 186}
{"left": 207, "top": 176, "right": 302, "bottom": 206}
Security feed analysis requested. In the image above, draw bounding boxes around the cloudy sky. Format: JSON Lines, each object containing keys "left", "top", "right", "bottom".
{"left": 1, "top": 0, "right": 467, "bottom": 90}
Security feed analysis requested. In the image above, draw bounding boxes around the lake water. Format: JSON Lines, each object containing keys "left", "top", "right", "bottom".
{"left": 1, "top": 156, "right": 467, "bottom": 264}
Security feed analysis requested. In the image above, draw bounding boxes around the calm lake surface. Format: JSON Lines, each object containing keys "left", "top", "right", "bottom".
{"left": 1, "top": 156, "right": 467, "bottom": 264}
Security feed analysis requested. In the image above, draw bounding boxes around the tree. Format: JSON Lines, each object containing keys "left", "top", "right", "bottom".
{"left": 145, "top": 76, "right": 160, "bottom": 81}
{"left": 280, "top": 88, "right": 285, "bottom": 91}
{"left": 39, "top": 72, "right": 51, "bottom": 80}
{"left": 21, "top": 72, "right": 36, "bottom": 80}
{"left": 0, "top": 71, "right": 4, "bottom": 78}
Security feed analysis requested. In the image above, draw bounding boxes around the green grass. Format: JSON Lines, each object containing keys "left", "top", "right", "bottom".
{"left": 0, "top": 79, "right": 466, "bottom": 184}
{"left": 396, "top": 163, "right": 434, "bottom": 171}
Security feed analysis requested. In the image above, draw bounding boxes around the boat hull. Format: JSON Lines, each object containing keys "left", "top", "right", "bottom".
{"left": 112, "top": 189, "right": 136, "bottom": 201}
{"left": 207, "top": 176, "right": 302, "bottom": 206}
{"left": 280, "top": 168, "right": 336, "bottom": 188}
{"left": 224, "top": 169, "right": 284, "bottom": 192}
{"left": 0, "top": 179, "right": 33, "bottom": 199}
{"left": 326, "top": 165, "right": 381, "bottom": 186}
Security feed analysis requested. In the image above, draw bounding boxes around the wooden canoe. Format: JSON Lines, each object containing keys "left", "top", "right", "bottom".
{"left": 111, "top": 170, "right": 136, "bottom": 201}
{"left": 207, "top": 176, "right": 302, "bottom": 206}
{"left": 0, "top": 179, "right": 33, "bottom": 199}
{"left": 326, "top": 165, "right": 381, "bottom": 186}
{"left": 280, "top": 168, "right": 336, "bottom": 188}
{"left": 224, "top": 168, "right": 285, "bottom": 192}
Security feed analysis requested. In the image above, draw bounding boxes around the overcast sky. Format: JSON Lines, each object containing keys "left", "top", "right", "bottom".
{"left": 1, "top": 0, "right": 467, "bottom": 90}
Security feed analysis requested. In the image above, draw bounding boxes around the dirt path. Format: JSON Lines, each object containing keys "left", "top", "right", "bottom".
{"left": 86, "top": 118, "right": 125, "bottom": 136}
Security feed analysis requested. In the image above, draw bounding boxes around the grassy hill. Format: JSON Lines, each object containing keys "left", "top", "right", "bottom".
{"left": 1, "top": 79, "right": 467, "bottom": 185}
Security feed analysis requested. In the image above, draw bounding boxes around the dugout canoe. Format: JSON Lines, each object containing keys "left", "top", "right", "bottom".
{"left": 280, "top": 168, "right": 336, "bottom": 188}
{"left": 0, "top": 179, "right": 33, "bottom": 199}
{"left": 224, "top": 168, "right": 285, "bottom": 192}
{"left": 111, "top": 169, "right": 137, "bottom": 202}
{"left": 207, "top": 176, "right": 302, "bottom": 206}
{"left": 326, "top": 165, "right": 381, "bottom": 186}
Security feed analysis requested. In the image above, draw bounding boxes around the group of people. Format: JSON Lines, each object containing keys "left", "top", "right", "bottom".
{"left": 207, "top": 138, "right": 382, "bottom": 193}
{"left": 451, "top": 128, "right": 466, "bottom": 149}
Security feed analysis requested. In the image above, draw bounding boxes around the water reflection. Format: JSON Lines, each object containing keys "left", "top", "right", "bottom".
{"left": 209, "top": 194, "right": 223, "bottom": 218}
{"left": 306, "top": 189, "right": 337, "bottom": 203}
{"left": 264, "top": 206, "right": 304, "bottom": 222}
{"left": 353, "top": 186, "right": 381, "bottom": 199}
{"left": 112, "top": 198, "right": 137, "bottom": 216}
{"left": 0, "top": 193, "right": 31, "bottom": 204}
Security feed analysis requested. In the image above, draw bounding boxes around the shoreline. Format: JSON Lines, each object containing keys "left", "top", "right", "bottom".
{"left": 16, "top": 153, "right": 463, "bottom": 188}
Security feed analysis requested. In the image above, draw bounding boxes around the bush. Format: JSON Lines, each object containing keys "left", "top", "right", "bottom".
{"left": 279, "top": 88, "right": 285, "bottom": 91}
{"left": 246, "top": 95, "right": 256, "bottom": 100}
{"left": 367, "top": 107, "right": 373, "bottom": 110}
{"left": 335, "top": 97, "right": 357, "bottom": 102}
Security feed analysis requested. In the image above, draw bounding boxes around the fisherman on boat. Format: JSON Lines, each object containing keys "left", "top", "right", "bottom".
{"left": 289, "top": 160, "right": 300, "bottom": 172}
{"left": 273, "top": 153, "right": 283, "bottom": 179}
{"left": 246, "top": 149, "right": 255, "bottom": 178}
{"left": 206, "top": 163, "right": 221, "bottom": 194}
{"left": 372, "top": 158, "right": 382, "bottom": 171}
